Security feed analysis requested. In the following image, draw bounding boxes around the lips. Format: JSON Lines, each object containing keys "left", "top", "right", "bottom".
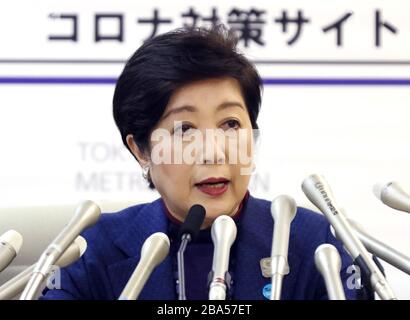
{"left": 195, "top": 177, "right": 230, "bottom": 196}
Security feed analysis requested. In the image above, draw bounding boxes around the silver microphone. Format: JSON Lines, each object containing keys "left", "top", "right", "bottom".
{"left": 20, "top": 200, "right": 101, "bottom": 300}
{"left": 315, "top": 244, "right": 346, "bottom": 300}
{"left": 270, "top": 195, "right": 297, "bottom": 300}
{"left": 302, "top": 174, "right": 397, "bottom": 300}
{"left": 346, "top": 220, "right": 410, "bottom": 275}
{"left": 0, "top": 236, "right": 87, "bottom": 300}
{"left": 0, "top": 230, "right": 23, "bottom": 273}
{"left": 118, "top": 232, "right": 170, "bottom": 300}
{"left": 209, "top": 215, "right": 237, "bottom": 300}
{"left": 373, "top": 181, "right": 410, "bottom": 214}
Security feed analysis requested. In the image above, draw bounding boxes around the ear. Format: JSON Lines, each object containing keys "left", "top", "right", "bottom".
{"left": 126, "top": 134, "right": 150, "bottom": 167}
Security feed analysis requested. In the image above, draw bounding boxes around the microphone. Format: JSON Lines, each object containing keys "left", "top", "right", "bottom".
{"left": 314, "top": 244, "right": 346, "bottom": 300}
{"left": 20, "top": 200, "right": 101, "bottom": 300}
{"left": 341, "top": 220, "right": 410, "bottom": 275}
{"left": 269, "top": 195, "right": 297, "bottom": 300}
{"left": 118, "top": 232, "right": 170, "bottom": 300}
{"left": 0, "top": 236, "right": 87, "bottom": 300}
{"left": 208, "top": 215, "right": 237, "bottom": 300}
{"left": 373, "top": 181, "right": 410, "bottom": 214}
{"left": 177, "top": 204, "right": 206, "bottom": 300}
{"left": 0, "top": 230, "right": 23, "bottom": 273}
{"left": 178, "top": 205, "right": 206, "bottom": 241}
{"left": 301, "top": 174, "right": 397, "bottom": 300}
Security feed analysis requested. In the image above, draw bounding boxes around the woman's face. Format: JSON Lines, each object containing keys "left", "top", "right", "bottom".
{"left": 130, "top": 77, "right": 254, "bottom": 227}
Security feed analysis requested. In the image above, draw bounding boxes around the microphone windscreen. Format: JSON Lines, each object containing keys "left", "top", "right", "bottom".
{"left": 0, "top": 230, "right": 23, "bottom": 254}
{"left": 373, "top": 182, "right": 386, "bottom": 200}
{"left": 178, "top": 204, "right": 206, "bottom": 241}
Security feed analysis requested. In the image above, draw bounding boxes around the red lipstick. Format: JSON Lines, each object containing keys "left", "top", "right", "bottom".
{"left": 195, "top": 177, "right": 230, "bottom": 196}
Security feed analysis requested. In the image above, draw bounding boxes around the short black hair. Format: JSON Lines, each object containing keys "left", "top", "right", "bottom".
{"left": 113, "top": 25, "right": 263, "bottom": 189}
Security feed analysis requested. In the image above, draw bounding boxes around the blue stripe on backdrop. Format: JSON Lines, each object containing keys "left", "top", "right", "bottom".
{"left": 1, "top": 77, "right": 410, "bottom": 85}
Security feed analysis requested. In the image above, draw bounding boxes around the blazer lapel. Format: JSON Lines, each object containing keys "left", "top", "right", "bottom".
{"left": 111, "top": 198, "right": 167, "bottom": 257}
{"left": 106, "top": 198, "right": 176, "bottom": 300}
{"left": 107, "top": 256, "right": 175, "bottom": 300}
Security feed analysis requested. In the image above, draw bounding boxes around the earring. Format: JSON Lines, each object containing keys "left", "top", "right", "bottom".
{"left": 142, "top": 165, "right": 150, "bottom": 180}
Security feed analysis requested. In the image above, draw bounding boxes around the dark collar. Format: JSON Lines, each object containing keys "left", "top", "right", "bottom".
{"left": 165, "top": 191, "right": 251, "bottom": 243}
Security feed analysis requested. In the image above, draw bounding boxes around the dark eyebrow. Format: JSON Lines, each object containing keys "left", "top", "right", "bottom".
{"left": 216, "top": 101, "right": 245, "bottom": 112}
{"left": 161, "top": 101, "right": 245, "bottom": 121}
{"left": 161, "top": 105, "right": 197, "bottom": 121}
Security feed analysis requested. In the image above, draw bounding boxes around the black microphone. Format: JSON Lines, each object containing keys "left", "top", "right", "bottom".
{"left": 177, "top": 204, "right": 206, "bottom": 300}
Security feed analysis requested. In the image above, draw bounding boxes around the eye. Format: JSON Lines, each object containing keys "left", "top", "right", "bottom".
{"left": 173, "top": 122, "right": 194, "bottom": 136}
{"left": 221, "top": 119, "right": 241, "bottom": 131}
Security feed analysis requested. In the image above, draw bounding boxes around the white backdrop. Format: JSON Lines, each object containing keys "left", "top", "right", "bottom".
{"left": 0, "top": 0, "right": 409, "bottom": 299}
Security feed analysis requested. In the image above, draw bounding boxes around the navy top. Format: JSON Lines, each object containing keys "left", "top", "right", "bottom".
{"left": 165, "top": 192, "right": 249, "bottom": 300}
{"left": 168, "top": 223, "right": 213, "bottom": 300}
{"left": 41, "top": 193, "right": 369, "bottom": 300}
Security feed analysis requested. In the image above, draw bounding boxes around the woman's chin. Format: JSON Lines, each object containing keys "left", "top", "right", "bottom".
{"left": 200, "top": 206, "right": 238, "bottom": 228}
{"left": 188, "top": 185, "right": 242, "bottom": 226}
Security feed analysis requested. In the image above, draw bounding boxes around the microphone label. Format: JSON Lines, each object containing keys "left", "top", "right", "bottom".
{"left": 314, "top": 182, "right": 340, "bottom": 216}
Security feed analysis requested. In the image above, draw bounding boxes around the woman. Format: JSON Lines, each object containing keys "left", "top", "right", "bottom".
{"left": 42, "top": 26, "right": 364, "bottom": 300}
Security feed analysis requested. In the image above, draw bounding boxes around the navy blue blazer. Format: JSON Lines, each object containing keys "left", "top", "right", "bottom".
{"left": 42, "top": 194, "right": 360, "bottom": 300}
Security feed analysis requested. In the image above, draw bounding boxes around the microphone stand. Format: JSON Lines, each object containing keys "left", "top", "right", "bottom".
{"left": 177, "top": 234, "right": 191, "bottom": 300}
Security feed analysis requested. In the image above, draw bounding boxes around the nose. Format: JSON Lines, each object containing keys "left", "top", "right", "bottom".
{"left": 197, "top": 129, "right": 226, "bottom": 165}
